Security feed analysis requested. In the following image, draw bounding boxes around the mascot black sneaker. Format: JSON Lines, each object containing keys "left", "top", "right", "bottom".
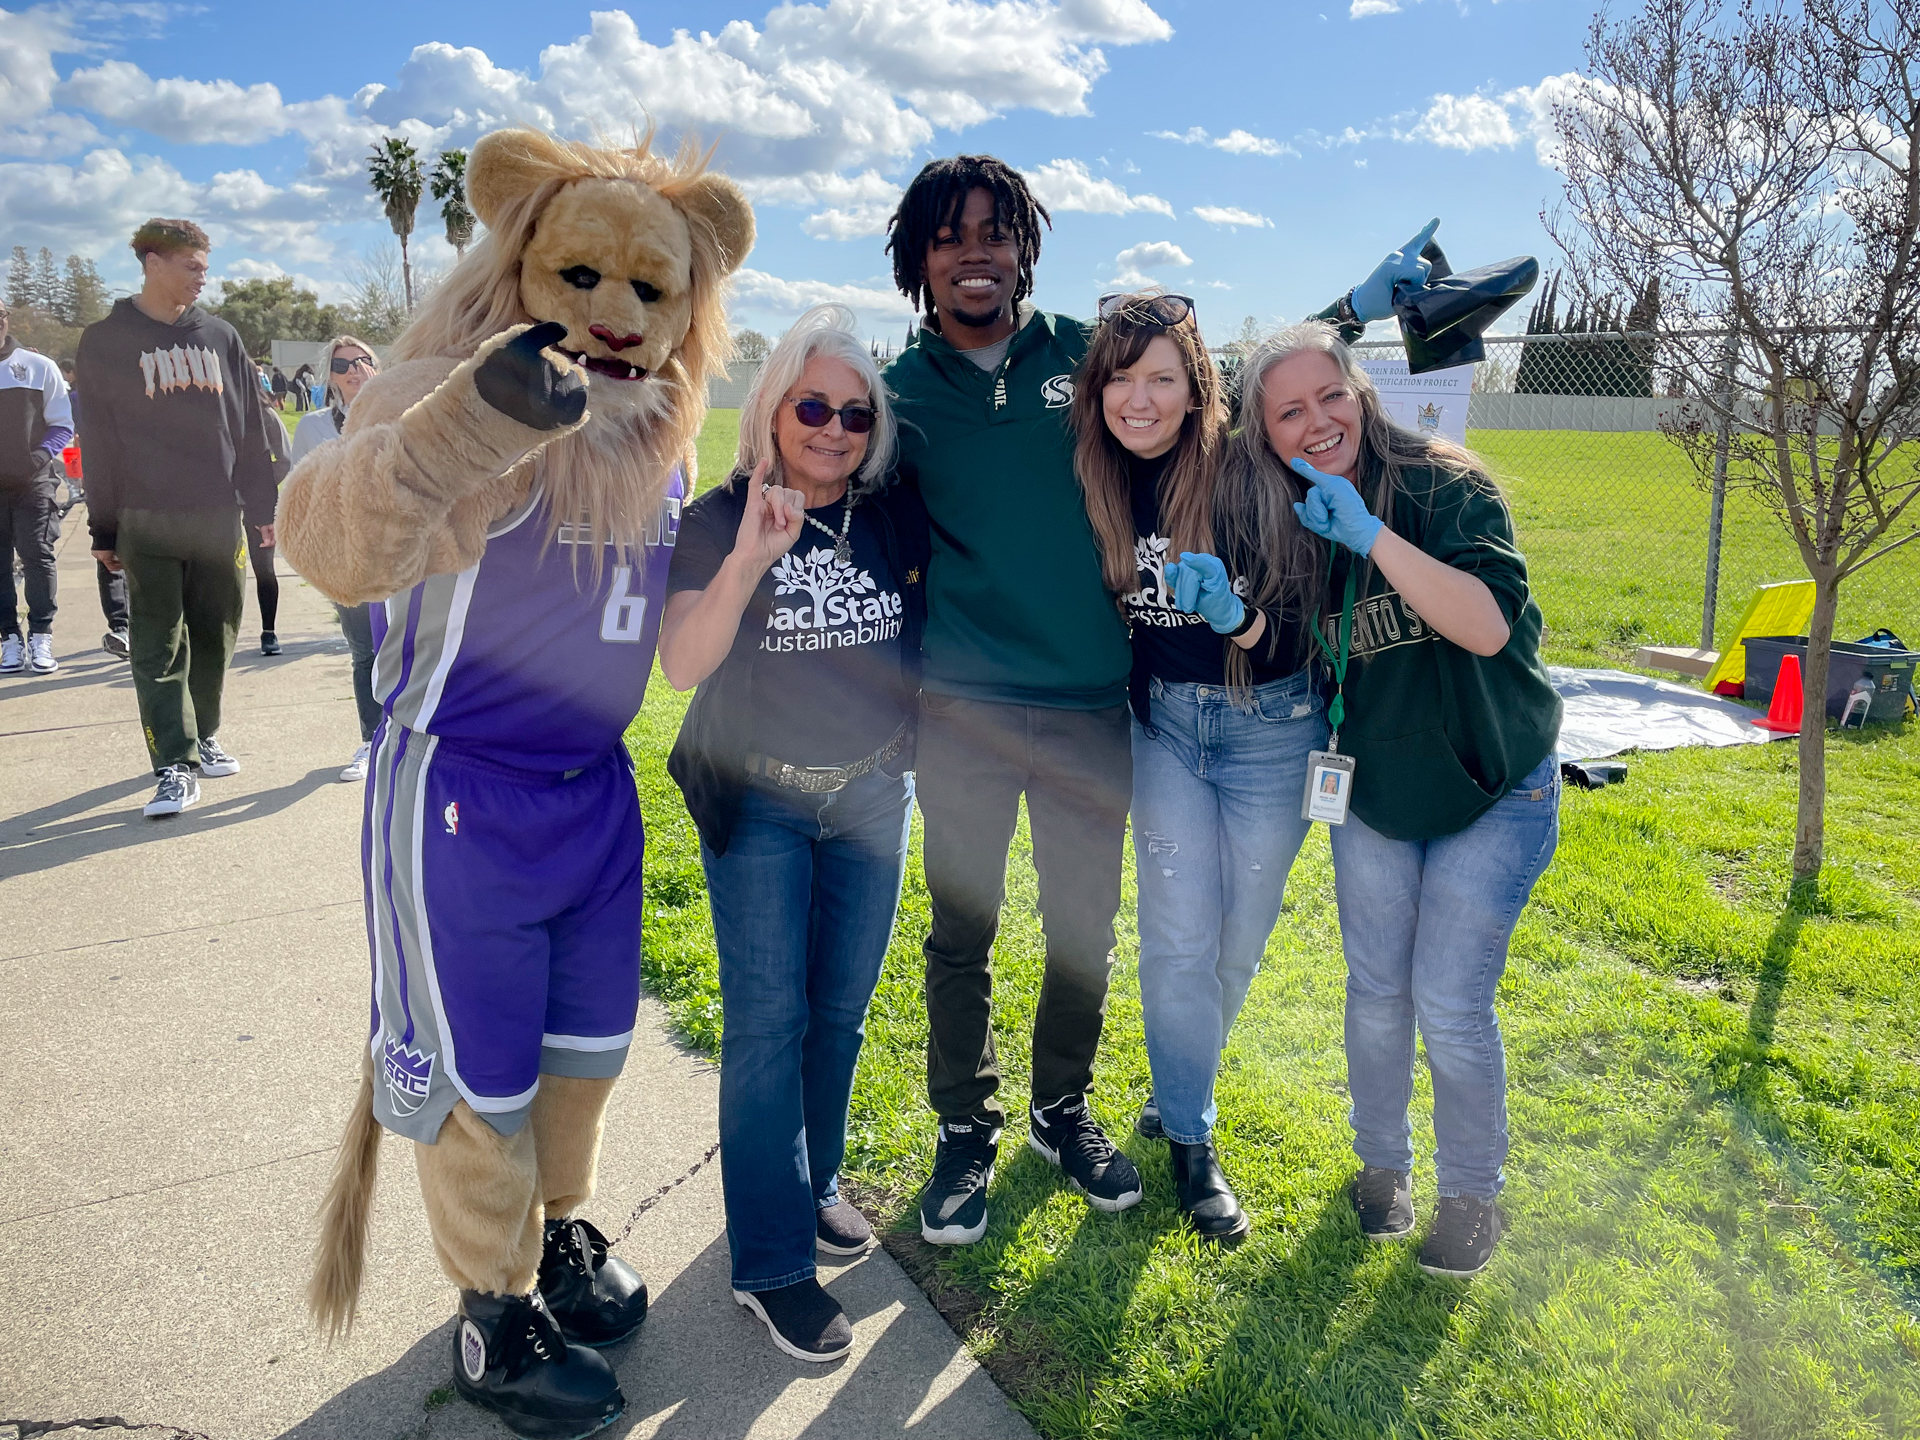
{"left": 1028, "top": 1095, "right": 1143, "bottom": 1213}
{"left": 453, "top": 1289, "right": 624, "bottom": 1440}
{"left": 538, "top": 1217, "right": 649, "bottom": 1347}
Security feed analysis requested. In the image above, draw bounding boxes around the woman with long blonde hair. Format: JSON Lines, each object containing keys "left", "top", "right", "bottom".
{"left": 1070, "top": 292, "right": 1327, "bottom": 1244}
{"left": 1246, "top": 320, "right": 1560, "bottom": 1279}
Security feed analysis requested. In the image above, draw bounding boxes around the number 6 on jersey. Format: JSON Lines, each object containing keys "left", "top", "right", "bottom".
{"left": 600, "top": 566, "right": 648, "bottom": 643}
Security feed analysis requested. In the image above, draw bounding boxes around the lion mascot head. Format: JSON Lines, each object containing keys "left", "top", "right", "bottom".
{"left": 390, "top": 127, "right": 754, "bottom": 552}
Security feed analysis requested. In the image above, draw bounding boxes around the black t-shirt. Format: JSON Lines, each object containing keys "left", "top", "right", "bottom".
{"left": 1124, "top": 448, "right": 1309, "bottom": 686}
{"left": 669, "top": 488, "right": 910, "bottom": 766}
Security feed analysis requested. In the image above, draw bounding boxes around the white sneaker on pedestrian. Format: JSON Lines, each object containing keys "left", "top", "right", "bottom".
{"left": 196, "top": 735, "right": 241, "bottom": 777}
{"left": 340, "top": 742, "right": 370, "bottom": 783}
{"left": 0, "top": 634, "right": 22, "bottom": 672}
{"left": 26, "top": 633, "right": 56, "bottom": 673}
{"left": 144, "top": 765, "right": 200, "bottom": 817}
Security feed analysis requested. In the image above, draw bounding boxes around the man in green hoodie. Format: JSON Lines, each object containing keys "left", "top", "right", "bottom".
{"left": 883, "top": 156, "right": 1144, "bottom": 1244}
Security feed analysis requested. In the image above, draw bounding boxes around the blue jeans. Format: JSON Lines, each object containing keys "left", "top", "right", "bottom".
{"left": 1331, "top": 751, "right": 1560, "bottom": 1199}
{"left": 1133, "top": 670, "right": 1327, "bottom": 1144}
{"left": 702, "top": 767, "right": 913, "bottom": 1291}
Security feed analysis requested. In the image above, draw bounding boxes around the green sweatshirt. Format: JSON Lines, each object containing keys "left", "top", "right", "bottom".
{"left": 886, "top": 307, "right": 1131, "bottom": 709}
{"left": 1324, "top": 463, "right": 1562, "bottom": 841}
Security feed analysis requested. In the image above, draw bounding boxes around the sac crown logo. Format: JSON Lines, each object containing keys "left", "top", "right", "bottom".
{"left": 1041, "top": 374, "right": 1074, "bottom": 408}
{"left": 382, "top": 1036, "right": 435, "bottom": 1115}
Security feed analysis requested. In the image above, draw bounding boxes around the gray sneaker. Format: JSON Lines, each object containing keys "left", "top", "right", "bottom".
{"left": 196, "top": 736, "right": 241, "bottom": 777}
{"left": 101, "top": 629, "right": 130, "bottom": 659}
{"left": 0, "top": 634, "right": 22, "bottom": 672}
{"left": 144, "top": 765, "right": 201, "bottom": 817}
{"left": 25, "top": 633, "right": 56, "bottom": 673}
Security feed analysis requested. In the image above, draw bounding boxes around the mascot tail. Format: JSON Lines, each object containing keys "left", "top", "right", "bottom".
{"left": 309, "top": 1052, "right": 383, "bottom": 1342}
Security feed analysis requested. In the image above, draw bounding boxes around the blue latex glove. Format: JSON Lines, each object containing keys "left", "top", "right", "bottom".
{"left": 1290, "top": 458, "right": 1385, "bottom": 556}
{"left": 1348, "top": 218, "right": 1440, "bottom": 324}
{"left": 1162, "top": 551, "right": 1246, "bottom": 633}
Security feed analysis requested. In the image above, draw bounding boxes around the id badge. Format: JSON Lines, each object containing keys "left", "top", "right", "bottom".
{"left": 1302, "top": 750, "right": 1356, "bottom": 825}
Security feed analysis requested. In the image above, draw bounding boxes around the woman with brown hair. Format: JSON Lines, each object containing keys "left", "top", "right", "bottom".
{"left": 1070, "top": 292, "right": 1326, "bottom": 1243}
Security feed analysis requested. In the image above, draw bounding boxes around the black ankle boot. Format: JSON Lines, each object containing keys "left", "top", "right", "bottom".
{"left": 1168, "top": 1139, "right": 1251, "bottom": 1244}
{"left": 539, "top": 1217, "right": 649, "bottom": 1346}
{"left": 453, "top": 1288, "right": 624, "bottom": 1440}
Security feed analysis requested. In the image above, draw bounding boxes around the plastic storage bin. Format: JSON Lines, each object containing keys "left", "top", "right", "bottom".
{"left": 1741, "top": 634, "right": 1917, "bottom": 724}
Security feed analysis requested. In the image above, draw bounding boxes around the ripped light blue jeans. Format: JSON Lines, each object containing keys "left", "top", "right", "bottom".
{"left": 1132, "top": 670, "right": 1327, "bottom": 1143}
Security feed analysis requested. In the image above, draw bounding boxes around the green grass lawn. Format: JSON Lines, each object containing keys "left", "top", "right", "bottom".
{"left": 1472, "top": 429, "right": 1919, "bottom": 666}
{"left": 629, "top": 412, "right": 1920, "bottom": 1437}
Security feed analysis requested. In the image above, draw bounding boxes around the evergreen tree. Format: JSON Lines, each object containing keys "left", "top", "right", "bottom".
{"left": 33, "top": 248, "right": 60, "bottom": 311}
{"left": 61, "top": 255, "right": 109, "bottom": 327}
{"left": 7, "top": 247, "right": 32, "bottom": 310}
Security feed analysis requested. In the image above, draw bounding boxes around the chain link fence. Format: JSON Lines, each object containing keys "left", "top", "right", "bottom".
{"left": 1343, "top": 332, "right": 1920, "bottom": 666}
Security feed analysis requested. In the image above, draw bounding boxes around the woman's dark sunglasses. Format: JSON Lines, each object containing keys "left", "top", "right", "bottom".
{"left": 1096, "top": 293, "right": 1196, "bottom": 329}
{"left": 788, "top": 397, "right": 876, "bottom": 434}
{"left": 330, "top": 354, "right": 375, "bottom": 375}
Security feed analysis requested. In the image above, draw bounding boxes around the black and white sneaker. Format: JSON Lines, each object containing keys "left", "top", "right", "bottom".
{"left": 453, "top": 1288, "right": 624, "bottom": 1439}
{"left": 733, "top": 1278, "right": 852, "bottom": 1362}
{"left": 195, "top": 735, "right": 241, "bottom": 776}
{"left": 1350, "top": 1165, "right": 1416, "bottom": 1242}
{"left": 1134, "top": 1092, "right": 1164, "bottom": 1141}
{"left": 143, "top": 765, "right": 200, "bottom": 818}
{"left": 260, "top": 631, "right": 281, "bottom": 656}
{"left": 25, "top": 633, "right": 56, "bottom": 673}
{"left": 0, "top": 634, "right": 21, "bottom": 673}
{"left": 1028, "top": 1095, "right": 1143, "bottom": 1213}
{"left": 101, "top": 629, "right": 130, "bottom": 659}
{"left": 919, "top": 1116, "right": 1000, "bottom": 1245}
{"left": 816, "top": 1201, "right": 874, "bottom": 1256}
{"left": 1417, "top": 1195, "right": 1504, "bottom": 1278}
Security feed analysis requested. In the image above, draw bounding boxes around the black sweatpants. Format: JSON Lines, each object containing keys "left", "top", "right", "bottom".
{"left": 915, "top": 693, "right": 1133, "bottom": 1122}
{"left": 118, "top": 507, "right": 244, "bottom": 771}
{"left": 0, "top": 480, "right": 60, "bottom": 636}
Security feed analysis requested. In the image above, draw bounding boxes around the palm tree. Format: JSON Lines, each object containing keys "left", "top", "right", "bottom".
{"left": 366, "top": 137, "right": 424, "bottom": 310}
{"left": 429, "top": 150, "right": 475, "bottom": 262}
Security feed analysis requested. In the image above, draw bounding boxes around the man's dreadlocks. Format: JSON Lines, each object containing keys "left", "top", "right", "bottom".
{"left": 885, "top": 155, "right": 1051, "bottom": 318}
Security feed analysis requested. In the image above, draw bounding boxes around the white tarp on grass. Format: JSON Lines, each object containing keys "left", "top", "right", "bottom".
{"left": 1551, "top": 667, "right": 1785, "bottom": 762}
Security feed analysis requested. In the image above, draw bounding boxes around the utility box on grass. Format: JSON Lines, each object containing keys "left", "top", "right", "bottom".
{"left": 1741, "top": 635, "right": 1917, "bottom": 724}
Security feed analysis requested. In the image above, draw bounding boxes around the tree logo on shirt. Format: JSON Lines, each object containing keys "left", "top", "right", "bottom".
{"left": 763, "top": 546, "right": 904, "bottom": 652}
{"left": 1041, "top": 374, "right": 1074, "bottom": 408}
{"left": 138, "top": 345, "right": 225, "bottom": 398}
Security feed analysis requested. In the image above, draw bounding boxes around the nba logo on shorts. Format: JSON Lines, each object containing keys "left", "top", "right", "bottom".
{"left": 443, "top": 800, "right": 459, "bottom": 835}
{"left": 383, "top": 1036, "right": 435, "bottom": 1115}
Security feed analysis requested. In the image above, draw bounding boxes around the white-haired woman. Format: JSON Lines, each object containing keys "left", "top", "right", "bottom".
{"left": 660, "top": 304, "right": 928, "bottom": 1363}
{"left": 288, "top": 335, "right": 381, "bottom": 780}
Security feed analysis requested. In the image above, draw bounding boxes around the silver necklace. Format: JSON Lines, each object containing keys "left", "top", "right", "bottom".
{"left": 804, "top": 491, "right": 855, "bottom": 565}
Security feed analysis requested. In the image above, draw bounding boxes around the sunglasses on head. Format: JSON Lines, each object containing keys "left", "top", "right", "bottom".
{"left": 787, "top": 397, "right": 876, "bottom": 434}
{"left": 330, "top": 354, "right": 375, "bottom": 375}
{"left": 1096, "top": 293, "right": 1196, "bottom": 330}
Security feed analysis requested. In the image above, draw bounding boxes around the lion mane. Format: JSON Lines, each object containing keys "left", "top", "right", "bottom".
{"left": 398, "top": 126, "right": 751, "bottom": 557}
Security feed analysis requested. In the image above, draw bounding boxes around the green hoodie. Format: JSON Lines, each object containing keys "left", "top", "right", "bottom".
{"left": 1324, "top": 463, "right": 1562, "bottom": 841}
{"left": 885, "top": 307, "right": 1131, "bottom": 709}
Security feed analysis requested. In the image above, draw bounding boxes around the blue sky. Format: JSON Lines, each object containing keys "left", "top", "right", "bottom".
{"left": 1, "top": 0, "right": 1597, "bottom": 343}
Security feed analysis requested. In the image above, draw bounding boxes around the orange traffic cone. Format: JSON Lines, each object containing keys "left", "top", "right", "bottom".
{"left": 1753, "top": 653, "right": 1805, "bottom": 733}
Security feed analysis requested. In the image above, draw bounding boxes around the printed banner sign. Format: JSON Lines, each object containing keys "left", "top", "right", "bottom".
{"left": 1357, "top": 358, "right": 1474, "bottom": 447}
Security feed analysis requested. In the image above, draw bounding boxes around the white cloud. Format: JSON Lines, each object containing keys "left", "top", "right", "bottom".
{"left": 2, "top": 0, "right": 1175, "bottom": 281}
{"left": 1153, "top": 125, "right": 1295, "bottom": 158}
{"left": 1193, "top": 205, "right": 1271, "bottom": 228}
{"left": 732, "top": 266, "right": 915, "bottom": 320}
{"left": 1110, "top": 239, "right": 1192, "bottom": 289}
{"left": 1350, "top": 0, "right": 1400, "bottom": 15}
{"left": 1025, "top": 158, "right": 1173, "bottom": 217}
{"left": 1404, "top": 93, "right": 1518, "bottom": 151}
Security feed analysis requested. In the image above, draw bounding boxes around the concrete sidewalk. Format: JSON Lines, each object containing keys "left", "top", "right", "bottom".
{"left": 0, "top": 511, "right": 1033, "bottom": 1440}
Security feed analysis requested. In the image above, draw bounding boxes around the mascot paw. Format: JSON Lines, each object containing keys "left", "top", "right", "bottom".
{"left": 475, "top": 322, "right": 590, "bottom": 432}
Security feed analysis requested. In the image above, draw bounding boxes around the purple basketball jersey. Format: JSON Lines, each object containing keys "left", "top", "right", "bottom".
{"left": 371, "top": 471, "right": 682, "bottom": 770}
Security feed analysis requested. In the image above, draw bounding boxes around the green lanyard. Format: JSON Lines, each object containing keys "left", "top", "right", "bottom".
{"left": 1311, "top": 565, "right": 1359, "bottom": 743}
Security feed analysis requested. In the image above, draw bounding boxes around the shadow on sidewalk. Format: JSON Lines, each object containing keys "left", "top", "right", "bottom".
{"left": 0, "top": 767, "right": 337, "bottom": 880}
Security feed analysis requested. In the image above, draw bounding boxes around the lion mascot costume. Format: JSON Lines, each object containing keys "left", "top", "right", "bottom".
{"left": 277, "top": 127, "right": 752, "bottom": 1438}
